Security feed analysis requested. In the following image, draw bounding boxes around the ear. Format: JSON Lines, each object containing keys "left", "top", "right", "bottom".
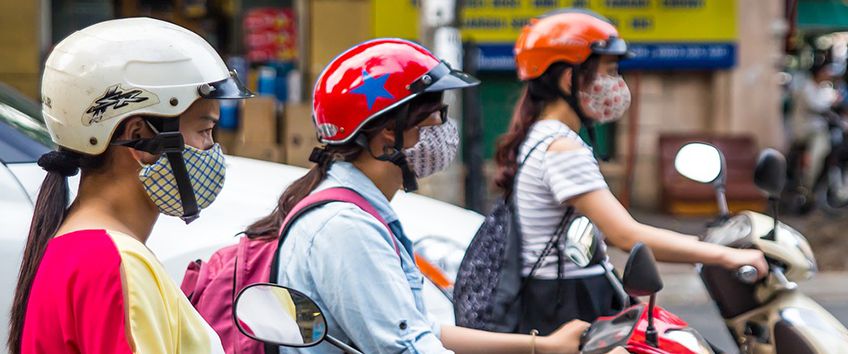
{"left": 118, "top": 116, "right": 153, "bottom": 141}
{"left": 117, "top": 116, "right": 158, "bottom": 165}
{"left": 558, "top": 67, "right": 574, "bottom": 95}
{"left": 370, "top": 127, "right": 397, "bottom": 154}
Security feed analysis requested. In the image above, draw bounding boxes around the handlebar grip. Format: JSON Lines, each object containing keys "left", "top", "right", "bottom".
{"left": 736, "top": 265, "right": 758, "bottom": 284}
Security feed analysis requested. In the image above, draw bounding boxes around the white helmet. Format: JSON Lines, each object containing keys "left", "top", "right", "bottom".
{"left": 42, "top": 17, "right": 252, "bottom": 155}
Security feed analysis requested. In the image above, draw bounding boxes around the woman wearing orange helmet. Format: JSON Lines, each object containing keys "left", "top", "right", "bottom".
{"left": 495, "top": 9, "right": 768, "bottom": 334}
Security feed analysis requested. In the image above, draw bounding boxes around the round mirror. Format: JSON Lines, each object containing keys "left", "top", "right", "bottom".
{"left": 674, "top": 143, "right": 723, "bottom": 184}
{"left": 234, "top": 283, "right": 327, "bottom": 347}
{"left": 564, "top": 216, "right": 598, "bottom": 268}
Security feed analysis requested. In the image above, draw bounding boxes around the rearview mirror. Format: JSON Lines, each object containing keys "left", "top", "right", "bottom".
{"left": 234, "top": 283, "right": 327, "bottom": 347}
{"left": 622, "top": 243, "right": 663, "bottom": 297}
{"left": 564, "top": 216, "right": 598, "bottom": 268}
{"left": 754, "top": 148, "right": 787, "bottom": 199}
{"left": 674, "top": 143, "right": 724, "bottom": 184}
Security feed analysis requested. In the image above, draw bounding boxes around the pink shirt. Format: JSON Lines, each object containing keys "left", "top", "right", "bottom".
{"left": 22, "top": 229, "right": 223, "bottom": 354}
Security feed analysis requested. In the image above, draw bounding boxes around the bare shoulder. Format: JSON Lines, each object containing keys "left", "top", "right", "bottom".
{"left": 547, "top": 136, "right": 587, "bottom": 153}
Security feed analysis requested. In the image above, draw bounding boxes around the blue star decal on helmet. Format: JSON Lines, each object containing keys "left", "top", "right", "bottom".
{"left": 350, "top": 69, "right": 394, "bottom": 110}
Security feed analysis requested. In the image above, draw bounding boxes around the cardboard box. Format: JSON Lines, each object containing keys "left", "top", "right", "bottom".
{"left": 309, "top": 0, "right": 372, "bottom": 86}
{"left": 283, "top": 103, "right": 319, "bottom": 168}
{"left": 238, "top": 96, "right": 278, "bottom": 145}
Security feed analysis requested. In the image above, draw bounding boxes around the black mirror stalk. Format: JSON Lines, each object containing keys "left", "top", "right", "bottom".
{"left": 763, "top": 196, "right": 779, "bottom": 241}
{"left": 645, "top": 294, "right": 658, "bottom": 347}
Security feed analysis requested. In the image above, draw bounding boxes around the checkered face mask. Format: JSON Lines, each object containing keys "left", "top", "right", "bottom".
{"left": 403, "top": 118, "right": 459, "bottom": 178}
{"left": 139, "top": 144, "right": 226, "bottom": 217}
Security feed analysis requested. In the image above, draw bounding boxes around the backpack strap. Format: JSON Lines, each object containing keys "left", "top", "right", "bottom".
{"left": 268, "top": 187, "right": 401, "bottom": 283}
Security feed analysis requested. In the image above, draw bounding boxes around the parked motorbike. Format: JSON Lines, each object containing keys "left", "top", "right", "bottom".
{"left": 675, "top": 142, "right": 848, "bottom": 353}
{"left": 563, "top": 211, "right": 715, "bottom": 354}
{"left": 784, "top": 112, "right": 848, "bottom": 215}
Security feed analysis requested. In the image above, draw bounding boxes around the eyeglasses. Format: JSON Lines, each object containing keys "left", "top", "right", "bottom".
{"left": 411, "top": 104, "right": 449, "bottom": 128}
{"left": 432, "top": 104, "right": 449, "bottom": 124}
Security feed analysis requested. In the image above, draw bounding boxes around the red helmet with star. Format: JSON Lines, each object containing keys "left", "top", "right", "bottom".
{"left": 313, "top": 38, "right": 479, "bottom": 144}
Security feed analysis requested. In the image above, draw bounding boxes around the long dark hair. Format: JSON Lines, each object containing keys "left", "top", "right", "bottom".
{"left": 494, "top": 57, "right": 600, "bottom": 194}
{"left": 245, "top": 92, "right": 444, "bottom": 237}
{"left": 8, "top": 125, "right": 126, "bottom": 354}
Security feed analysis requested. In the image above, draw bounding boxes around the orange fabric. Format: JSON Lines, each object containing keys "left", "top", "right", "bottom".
{"left": 414, "top": 253, "right": 453, "bottom": 289}
{"left": 515, "top": 12, "right": 620, "bottom": 80}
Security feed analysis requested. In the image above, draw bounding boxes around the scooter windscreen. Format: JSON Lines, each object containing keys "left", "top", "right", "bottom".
{"left": 581, "top": 307, "right": 642, "bottom": 354}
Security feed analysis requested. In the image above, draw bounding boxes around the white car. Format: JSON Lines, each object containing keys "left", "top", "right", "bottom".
{"left": 0, "top": 83, "right": 482, "bottom": 349}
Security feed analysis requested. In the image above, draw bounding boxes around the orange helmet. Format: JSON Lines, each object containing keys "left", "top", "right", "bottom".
{"left": 515, "top": 10, "right": 628, "bottom": 80}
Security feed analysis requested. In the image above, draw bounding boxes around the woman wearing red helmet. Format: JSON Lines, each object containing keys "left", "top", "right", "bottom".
{"left": 495, "top": 10, "right": 769, "bottom": 334}
{"left": 245, "top": 39, "right": 622, "bottom": 354}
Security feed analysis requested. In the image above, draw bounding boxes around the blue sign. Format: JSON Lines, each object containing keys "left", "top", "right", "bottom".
{"left": 476, "top": 42, "right": 736, "bottom": 71}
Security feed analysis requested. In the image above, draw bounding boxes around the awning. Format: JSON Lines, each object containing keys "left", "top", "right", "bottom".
{"left": 797, "top": 0, "right": 848, "bottom": 32}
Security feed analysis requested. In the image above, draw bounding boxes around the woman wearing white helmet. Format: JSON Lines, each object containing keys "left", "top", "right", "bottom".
{"left": 8, "top": 18, "right": 252, "bottom": 354}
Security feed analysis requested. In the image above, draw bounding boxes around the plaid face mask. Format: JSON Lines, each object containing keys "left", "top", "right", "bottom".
{"left": 139, "top": 144, "right": 226, "bottom": 217}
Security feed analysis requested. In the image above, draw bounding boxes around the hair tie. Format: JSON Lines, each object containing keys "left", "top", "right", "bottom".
{"left": 308, "top": 147, "right": 334, "bottom": 166}
{"left": 37, "top": 151, "right": 80, "bottom": 177}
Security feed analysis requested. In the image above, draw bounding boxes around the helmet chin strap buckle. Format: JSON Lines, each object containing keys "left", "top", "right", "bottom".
{"left": 180, "top": 212, "right": 200, "bottom": 224}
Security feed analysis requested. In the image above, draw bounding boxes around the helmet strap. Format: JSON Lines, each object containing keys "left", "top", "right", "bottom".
{"left": 113, "top": 118, "right": 200, "bottom": 223}
{"left": 558, "top": 65, "right": 607, "bottom": 160}
{"left": 353, "top": 105, "right": 419, "bottom": 192}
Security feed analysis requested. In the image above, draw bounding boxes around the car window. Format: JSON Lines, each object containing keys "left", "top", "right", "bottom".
{"left": 0, "top": 118, "right": 51, "bottom": 163}
{"left": 0, "top": 84, "right": 52, "bottom": 163}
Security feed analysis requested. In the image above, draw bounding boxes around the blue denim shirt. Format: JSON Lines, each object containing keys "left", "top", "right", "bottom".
{"left": 275, "top": 162, "right": 452, "bottom": 354}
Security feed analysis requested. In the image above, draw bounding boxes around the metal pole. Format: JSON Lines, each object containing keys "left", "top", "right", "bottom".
{"left": 463, "top": 42, "right": 485, "bottom": 213}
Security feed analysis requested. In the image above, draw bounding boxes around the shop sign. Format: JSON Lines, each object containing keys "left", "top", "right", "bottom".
{"left": 374, "top": 0, "right": 737, "bottom": 70}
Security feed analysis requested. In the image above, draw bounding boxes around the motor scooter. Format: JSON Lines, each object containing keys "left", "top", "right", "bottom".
{"left": 559, "top": 217, "right": 716, "bottom": 353}
{"left": 674, "top": 142, "right": 848, "bottom": 353}
{"left": 232, "top": 282, "right": 636, "bottom": 354}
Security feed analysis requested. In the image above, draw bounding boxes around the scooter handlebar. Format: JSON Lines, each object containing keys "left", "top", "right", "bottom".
{"left": 736, "top": 265, "right": 758, "bottom": 284}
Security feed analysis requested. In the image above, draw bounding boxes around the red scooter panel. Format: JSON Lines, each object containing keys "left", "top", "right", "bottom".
{"left": 581, "top": 303, "right": 714, "bottom": 354}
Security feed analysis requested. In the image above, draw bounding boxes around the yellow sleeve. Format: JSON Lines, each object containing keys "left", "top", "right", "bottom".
{"left": 110, "top": 231, "right": 222, "bottom": 354}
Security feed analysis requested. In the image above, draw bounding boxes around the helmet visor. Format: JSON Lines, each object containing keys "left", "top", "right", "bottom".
{"left": 591, "top": 37, "right": 630, "bottom": 58}
{"left": 198, "top": 71, "right": 255, "bottom": 99}
{"left": 408, "top": 61, "right": 480, "bottom": 94}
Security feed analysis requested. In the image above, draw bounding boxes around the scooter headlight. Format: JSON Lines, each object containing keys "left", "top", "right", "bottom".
{"left": 665, "top": 329, "right": 715, "bottom": 354}
{"left": 777, "top": 223, "right": 817, "bottom": 272}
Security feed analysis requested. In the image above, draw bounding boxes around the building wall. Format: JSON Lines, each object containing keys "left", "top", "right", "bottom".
{"left": 0, "top": 0, "right": 42, "bottom": 99}
{"left": 612, "top": 0, "right": 784, "bottom": 209}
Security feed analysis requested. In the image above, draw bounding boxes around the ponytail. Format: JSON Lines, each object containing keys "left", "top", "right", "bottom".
{"left": 244, "top": 160, "right": 334, "bottom": 238}
{"left": 9, "top": 121, "right": 122, "bottom": 353}
{"left": 8, "top": 151, "right": 79, "bottom": 353}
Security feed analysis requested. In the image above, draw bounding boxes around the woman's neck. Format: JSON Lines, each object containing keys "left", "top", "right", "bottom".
{"left": 540, "top": 99, "right": 582, "bottom": 131}
{"left": 353, "top": 157, "right": 403, "bottom": 201}
{"left": 60, "top": 171, "right": 159, "bottom": 243}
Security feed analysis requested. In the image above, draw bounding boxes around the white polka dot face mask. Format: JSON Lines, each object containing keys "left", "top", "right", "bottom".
{"left": 580, "top": 74, "right": 631, "bottom": 123}
{"left": 403, "top": 118, "right": 459, "bottom": 178}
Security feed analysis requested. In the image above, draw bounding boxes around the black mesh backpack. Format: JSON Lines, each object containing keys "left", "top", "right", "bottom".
{"left": 454, "top": 135, "right": 571, "bottom": 332}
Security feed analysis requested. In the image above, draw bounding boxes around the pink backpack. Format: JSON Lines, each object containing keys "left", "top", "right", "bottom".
{"left": 180, "top": 187, "right": 399, "bottom": 354}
